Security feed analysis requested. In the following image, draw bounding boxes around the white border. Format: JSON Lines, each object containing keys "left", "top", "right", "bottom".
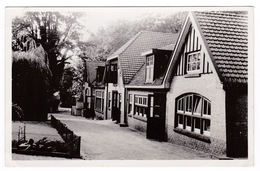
{"left": 1, "top": 0, "right": 259, "bottom": 170}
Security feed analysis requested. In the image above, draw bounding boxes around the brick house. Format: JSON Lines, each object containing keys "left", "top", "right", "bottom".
{"left": 103, "top": 31, "right": 179, "bottom": 126}
{"left": 164, "top": 11, "right": 248, "bottom": 157}
{"left": 126, "top": 11, "right": 248, "bottom": 158}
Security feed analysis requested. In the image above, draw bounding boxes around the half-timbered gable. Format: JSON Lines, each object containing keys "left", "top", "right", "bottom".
{"left": 174, "top": 24, "right": 214, "bottom": 76}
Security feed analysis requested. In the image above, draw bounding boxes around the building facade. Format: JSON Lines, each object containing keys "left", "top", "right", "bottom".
{"left": 124, "top": 11, "right": 248, "bottom": 158}
{"left": 104, "top": 31, "right": 179, "bottom": 126}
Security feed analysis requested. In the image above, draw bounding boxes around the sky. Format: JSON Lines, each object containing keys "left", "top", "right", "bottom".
{"left": 9, "top": 7, "right": 182, "bottom": 41}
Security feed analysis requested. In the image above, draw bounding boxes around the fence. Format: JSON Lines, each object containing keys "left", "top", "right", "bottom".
{"left": 50, "top": 115, "right": 81, "bottom": 157}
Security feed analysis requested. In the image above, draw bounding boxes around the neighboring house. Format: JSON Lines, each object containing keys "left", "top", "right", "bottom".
{"left": 126, "top": 11, "right": 248, "bottom": 158}
{"left": 125, "top": 44, "right": 177, "bottom": 141}
{"left": 83, "top": 61, "right": 105, "bottom": 118}
{"left": 103, "top": 31, "right": 179, "bottom": 126}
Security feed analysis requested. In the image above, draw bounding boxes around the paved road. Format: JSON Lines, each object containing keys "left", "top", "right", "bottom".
{"left": 51, "top": 112, "right": 214, "bottom": 160}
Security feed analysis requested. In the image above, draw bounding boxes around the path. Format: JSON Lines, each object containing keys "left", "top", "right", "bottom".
{"left": 51, "top": 112, "right": 214, "bottom": 160}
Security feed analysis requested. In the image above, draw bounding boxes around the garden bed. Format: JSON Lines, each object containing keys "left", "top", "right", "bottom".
{"left": 12, "top": 121, "right": 81, "bottom": 159}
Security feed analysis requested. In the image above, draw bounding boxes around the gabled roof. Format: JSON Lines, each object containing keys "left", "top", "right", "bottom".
{"left": 128, "top": 44, "right": 176, "bottom": 87}
{"left": 107, "top": 31, "right": 179, "bottom": 84}
{"left": 194, "top": 11, "right": 248, "bottom": 84}
{"left": 85, "top": 61, "right": 105, "bottom": 86}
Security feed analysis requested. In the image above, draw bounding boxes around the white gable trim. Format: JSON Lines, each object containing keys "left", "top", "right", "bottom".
{"left": 163, "top": 11, "right": 223, "bottom": 88}
{"left": 107, "top": 55, "right": 118, "bottom": 61}
{"left": 190, "top": 12, "right": 223, "bottom": 83}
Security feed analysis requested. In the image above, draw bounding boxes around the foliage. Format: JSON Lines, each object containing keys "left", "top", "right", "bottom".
{"left": 12, "top": 103, "right": 24, "bottom": 121}
{"left": 12, "top": 46, "right": 52, "bottom": 121}
{"left": 12, "top": 12, "right": 86, "bottom": 92}
{"left": 12, "top": 137, "right": 69, "bottom": 153}
{"left": 84, "top": 12, "right": 187, "bottom": 60}
{"left": 60, "top": 67, "right": 75, "bottom": 107}
{"left": 60, "top": 60, "right": 84, "bottom": 107}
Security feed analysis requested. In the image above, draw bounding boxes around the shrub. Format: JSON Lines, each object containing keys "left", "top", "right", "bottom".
{"left": 12, "top": 46, "right": 52, "bottom": 121}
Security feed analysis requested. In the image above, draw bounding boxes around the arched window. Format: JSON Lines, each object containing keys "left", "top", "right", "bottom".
{"left": 175, "top": 93, "right": 211, "bottom": 136}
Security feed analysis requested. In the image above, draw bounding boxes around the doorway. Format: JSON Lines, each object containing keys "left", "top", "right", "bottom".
{"left": 111, "top": 91, "right": 120, "bottom": 123}
{"left": 147, "top": 93, "right": 167, "bottom": 141}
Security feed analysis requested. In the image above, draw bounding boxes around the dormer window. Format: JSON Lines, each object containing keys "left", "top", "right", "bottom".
{"left": 186, "top": 51, "right": 201, "bottom": 73}
{"left": 146, "top": 55, "right": 154, "bottom": 83}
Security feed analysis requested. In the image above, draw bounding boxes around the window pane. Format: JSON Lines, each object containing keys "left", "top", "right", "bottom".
{"left": 139, "top": 97, "right": 143, "bottom": 104}
{"left": 177, "top": 98, "right": 184, "bottom": 112}
{"left": 185, "top": 116, "right": 192, "bottom": 129}
{"left": 185, "top": 95, "right": 192, "bottom": 113}
{"left": 203, "top": 99, "right": 211, "bottom": 116}
{"left": 208, "top": 103, "right": 211, "bottom": 115}
{"left": 197, "top": 61, "right": 200, "bottom": 70}
{"left": 180, "top": 98, "right": 184, "bottom": 111}
{"left": 193, "top": 118, "right": 201, "bottom": 133}
{"left": 129, "top": 104, "right": 132, "bottom": 113}
{"left": 129, "top": 94, "right": 132, "bottom": 103}
{"left": 203, "top": 119, "right": 211, "bottom": 133}
{"left": 96, "top": 98, "right": 101, "bottom": 111}
{"left": 178, "top": 114, "right": 184, "bottom": 126}
{"left": 193, "top": 95, "right": 202, "bottom": 115}
{"left": 191, "top": 62, "right": 197, "bottom": 70}
{"left": 143, "top": 98, "right": 147, "bottom": 105}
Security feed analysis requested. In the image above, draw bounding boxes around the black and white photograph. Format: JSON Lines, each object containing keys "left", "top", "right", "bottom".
{"left": 4, "top": 5, "right": 254, "bottom": 167}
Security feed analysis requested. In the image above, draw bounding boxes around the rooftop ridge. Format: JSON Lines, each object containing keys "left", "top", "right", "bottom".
{"left": 108, "top": 31, "right": 143, "bottom": 58}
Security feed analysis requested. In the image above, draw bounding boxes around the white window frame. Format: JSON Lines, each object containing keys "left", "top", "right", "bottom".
{"left": 128, "top": 94, "right": 133, "bottom": 114}
{"left": 186, "top": 51, "right": 201, "bottom": 74}
{"left": 176, "top": 94, "right": 211, "bottom": 136}
{"left": 146, "top": 56, "right": 154, "bottom": 83}
{"left": 95, "top": 90, "right": 104, "bottom": 113}
{"left": 134, "top": 95, "right": 148, "bottom": 118}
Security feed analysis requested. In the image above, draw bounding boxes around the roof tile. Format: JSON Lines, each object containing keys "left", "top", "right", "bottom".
{"left": 108, "top": 31, "right": 178, "bottom": 84}
{"left": 195, "top": 11, "right": 248, "bottom": 84}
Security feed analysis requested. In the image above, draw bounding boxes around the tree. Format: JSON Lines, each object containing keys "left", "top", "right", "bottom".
{"left": 60, "top": 58, "right": 85, "bottom": 107}
{"left": 85, "top": 11, "right": 187, "bottom": 60}
{"left": 12, "top": 11, "right": 85, "bottom": 92}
